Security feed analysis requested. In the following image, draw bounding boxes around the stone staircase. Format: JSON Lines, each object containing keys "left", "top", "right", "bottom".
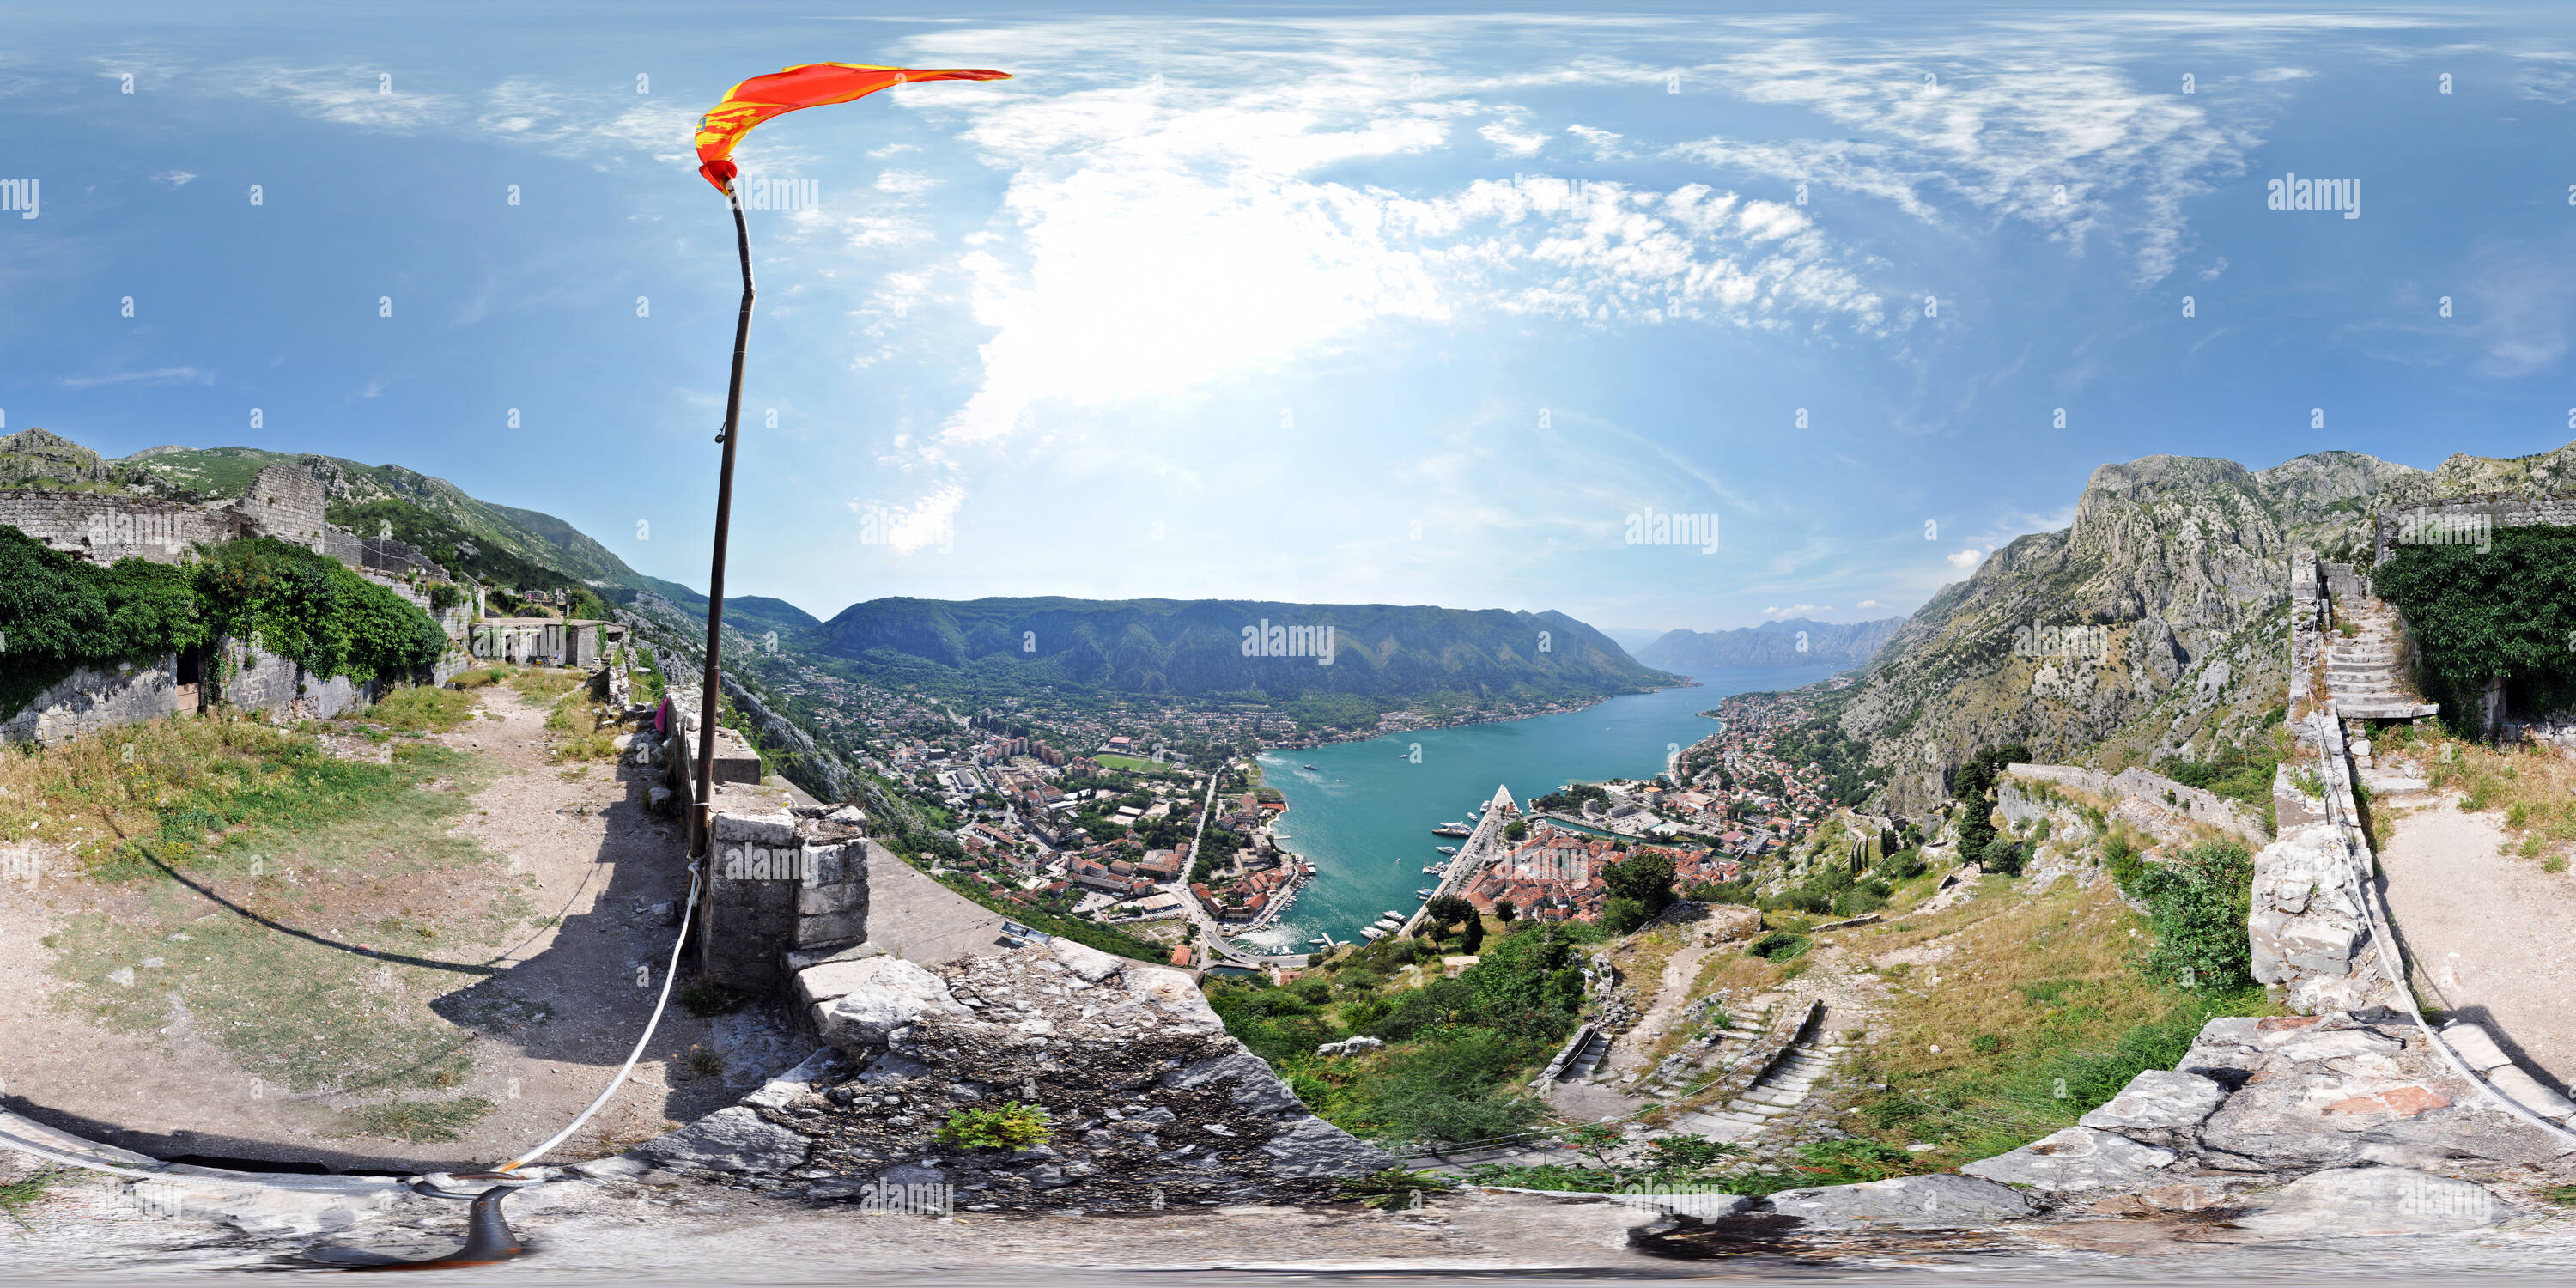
{"left": 2324, "top": 598, "right": 2437, "bottom": 721}
{"left": 1668, "top": 1031, "right": 1847, "bottom": 1143}
{"left": 1562, "top": 1029, "right": 1613, "bottom": 1082}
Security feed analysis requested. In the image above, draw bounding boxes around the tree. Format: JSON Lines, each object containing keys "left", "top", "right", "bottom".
{"left": 1978, "top": 835, "right": 2026, "bottom": 877}
{"left": 1458, "top": 913, "right": 1485, "bottom": 955}
{"left": 1425, "top": 894, "right": 1476, "bottom": 937}
{"left": 1492, "top": 898, "right": 1516, "bottom": 923}
{"left": 1599, "top": 850, "right": 1677, "bottom": 933}
{"left": 1503, "top": 819, "right": 1528, "bottom": 842}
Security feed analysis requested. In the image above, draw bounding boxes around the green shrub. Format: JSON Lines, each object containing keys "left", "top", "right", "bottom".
{"left": 2135, "top": 842, "right": 2256, "bottom": 993}
{"left": 1747, "top": 930, "right": 1809, "bottom": 960}
{"left": 936, "top": 1101, "right": 1053, "bottom": 1150}
{"left": 2375, "top": 525, "right": 2576, "bottom": 728}
{"left": 1832, "top": 884, "right": 1889, "bottom": 917}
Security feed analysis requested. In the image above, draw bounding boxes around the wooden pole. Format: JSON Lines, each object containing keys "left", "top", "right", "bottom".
{"left": 690, "top": 186, "right": 755, "bottom": 860}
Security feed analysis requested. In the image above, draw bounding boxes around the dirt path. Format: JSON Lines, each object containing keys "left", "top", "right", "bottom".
{"left": 2376, "top": 785, "right": 2576, "bottom": 1094}
{"left": 0, "top": 682, "right": 797, "bottom": 1172}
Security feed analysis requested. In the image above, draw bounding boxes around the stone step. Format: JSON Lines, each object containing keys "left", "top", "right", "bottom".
{"left": 1726, "top": 1100, "right": 1793, "bottom": 1116}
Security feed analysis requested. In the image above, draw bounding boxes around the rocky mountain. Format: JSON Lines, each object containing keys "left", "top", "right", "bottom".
{"left": 1637, "top": 617, "right": 1903, "bottom": 669}
{"left": 807, "top": 596, "right": 1669, "bottom": 704}
{"left": 1839, "top": 443, "right": 2527, "bottom": 816}
{"left": 0, "top": 428, "right": 149, "bottom": 491}
{"left": 106, "top": 442, "right": 649, "bottom": 592}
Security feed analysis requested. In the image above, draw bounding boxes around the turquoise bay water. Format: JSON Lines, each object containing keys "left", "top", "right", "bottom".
{"left": 1243, "top": 664, "right": 1845, "bottom": 950}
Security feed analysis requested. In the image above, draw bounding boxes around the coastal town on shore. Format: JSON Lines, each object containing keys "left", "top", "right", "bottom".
{"left": 826, "top": 669, "right": 1868, "bottom": 965}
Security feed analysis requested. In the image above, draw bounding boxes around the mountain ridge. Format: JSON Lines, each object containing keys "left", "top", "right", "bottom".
{"left": 1636, "top": 617, "right": 1902, "bottom": 669}
{"left": 1841, "top": 440, "right": 2575, "bottom": 816}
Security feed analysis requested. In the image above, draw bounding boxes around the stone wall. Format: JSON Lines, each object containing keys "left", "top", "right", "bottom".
{"left": 2003, "top": 762, "right": 2269, "bottom": 846}
{"left": 697, "top": 807, "right": 871, "bottom": 993}
{"left": 235, "top": 461, "right": 328, "bottom": 551}
{"left": 0, "top": 489, "right": 242, "bottom": 564}
{"left": 1, "top": 655, "right": 180, "bottom": 746}
{"left": 219, "top": 641, "right": 369, "bottom": 723}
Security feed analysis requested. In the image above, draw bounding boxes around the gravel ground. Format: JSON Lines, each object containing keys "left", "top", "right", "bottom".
{"left": 2375, "top": 786, "right": 2576, "bottom": 1094}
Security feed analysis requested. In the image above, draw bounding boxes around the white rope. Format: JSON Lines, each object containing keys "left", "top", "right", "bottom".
{"left": 498, "top": 860, "right": 702, "bottom": 1171}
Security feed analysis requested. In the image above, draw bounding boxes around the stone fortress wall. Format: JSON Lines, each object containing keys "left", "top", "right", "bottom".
{"left": 3, "top": 459, "right": 470, "bottom": 744}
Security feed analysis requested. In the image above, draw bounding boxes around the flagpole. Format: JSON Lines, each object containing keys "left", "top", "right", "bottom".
{"left": 690, "top": 185, "right": 756, "bottom": 861}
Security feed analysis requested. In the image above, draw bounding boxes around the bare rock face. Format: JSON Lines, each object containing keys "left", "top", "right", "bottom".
{"left": 2231, "top": 1167, "right": 2505, "bottom": 1236}
{"left": 625, "top": 940, "right": 1394, "bottom": 1211}
{"left": 1959, "top": 1126, "right": 2178, "bottom": 1192}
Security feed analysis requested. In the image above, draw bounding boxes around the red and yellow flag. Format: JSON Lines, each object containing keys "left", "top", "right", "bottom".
{"left": 695, "top": 63, "right": 1010, "bottom": 192}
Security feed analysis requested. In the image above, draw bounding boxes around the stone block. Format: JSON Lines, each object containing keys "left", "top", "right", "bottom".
{"left": 798, "top": 910, "right": 866, "bottom": 949}
{"left": 714, "top": 810, "right": 799, "bottom": 845}
{"left": 1766, "top": 1174, "right": 2038, "bottom": 1230}
{"left": 810, "top": 842, "right": 855, "bottom": 886}
{"left": 634, "top": 1106, "right": 811, "bottom": 1175}
{"left": 2438, "top": 1022, "right": 2513, "bottom": 1072}
{"left": 1049, "top": 936, "right": 1125, "bottom": 982}
{"left": 810, "top": 957, "right": 963, "bottom": 1047}
{"left": 2077, "top": 1069, "right": 2230, "bottom": 1133}
{"left": 2231, "top": 1167, "right": 2503, "bottom": 1236}
{"left": 1124, "top": 964, "right": 1225, "bottom": 1034}
{"left": 2483, "top": 1065, "right": 2576, "bottom": 1121}
{"left": 1959, "top": 1126, "right": 2177, "bottom": 1191}
{"left": 1259, "top": 1115, "right": 1400, "bottom": 1179}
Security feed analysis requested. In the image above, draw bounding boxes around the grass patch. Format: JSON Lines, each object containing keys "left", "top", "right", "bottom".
{"left": 936, "top": 1101, "right": 1054, "bottom": 1149}
{"left": 15, "top": 717, "right": 525, "bottom": 1103}
{"left": 679, "top": 977, "right": 746, "bottom": 1018}
{"left": 1093, "top": 753, "right": 1166, "bottom": 772}
{"left": 2406, "top": 727, "right": 2576, "bottom": 869}
{"left": 0, "top": 1169, "right": 64, "bottom": 1230}
{"left": 338, "top": 1097, "right": 496, "bottom": 1144}
{"left": 365, "top": 684, "right": 478, "bottom": 733}
{"left": 1833, "top": 878, "right": 2270, "bottom": 1172}
{"left": 507, "top": 668, "right": 585, "bottom": 700}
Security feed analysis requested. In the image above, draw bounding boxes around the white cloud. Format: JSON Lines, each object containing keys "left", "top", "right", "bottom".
{"left": 1858, "top": 598, "right": 1886, "bottom": 609}
{"left": 1478, "top": 120, "right": 1550, "bottom": 156}
{"left": 1672, "top": 34, "right": 2274, "bottom": 284}
{"left": 59, "top": 366, "right": 211, "bottom": 388}
{"left": 874, "top": 169, "right": 939, "bottom": 194}
{"left": 1565, "top": 124, "right": 1631, "bottom": 160}
{"left": 869, "top": 142, "right": 922, "bottom": 159}
{"left": 233, "top": 64, "right": 463, "bottom": 131}
{"left": 1946, "top": 546, "right": 1986, "bottom": 569}
{"left": 154, "top": 169, "right": 197, "bottom": 186}
{"left": 1763, "top": 604, "right": 1832, "bottom": 617}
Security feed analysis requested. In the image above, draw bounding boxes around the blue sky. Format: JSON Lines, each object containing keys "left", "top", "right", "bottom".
{"left": 7, "top": 3, "right": 2576, "bottom": 635}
